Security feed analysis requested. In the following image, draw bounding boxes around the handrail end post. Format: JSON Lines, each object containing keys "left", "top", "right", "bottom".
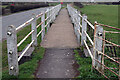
{"left": 7, "top": 25, "right": 19, "bottom": 76}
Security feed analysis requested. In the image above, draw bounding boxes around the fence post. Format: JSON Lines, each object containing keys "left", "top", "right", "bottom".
{"left": 53, "top": 7, "right": 55, "bottom": 21}
{"left": 77, "top": 11, "right": 80, "bottom": 44}
{"left": 47, "top": 8, "right": 50, "bottom": 32}
{"left": 51, "top": 7, "right": 54, "bottom": 22}
{"left": 41, "top": 11, "right": 45, "bottom": 41}
{"left": 93, "top": 24, "right": 103, "bottom": 71}
{"left": 32, "top": 14, "right": 37, "bottom": 46}
{"left": 81, "top": 14, "right": 87, "bottom": 46}
{"left": 74, "top": 10, "right": 77, "bottom": 36}
{"left": 7, "top": 25, "right": 19, "bottom": 75}
{"left": 49, "top": 8, "right": 52, "bottom": 23}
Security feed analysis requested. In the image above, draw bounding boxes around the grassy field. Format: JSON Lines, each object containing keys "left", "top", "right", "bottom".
{"left": 74, "top": 4, "right": 119, "bottom": 79}
{"left": 2, "top": 17, "right": 45, "bottom": 79}
{"left": 75, "top": 5, "right": 118, "bottom": 28}
{"left": 74, "top": 5, "right": 119, "bottom": 44}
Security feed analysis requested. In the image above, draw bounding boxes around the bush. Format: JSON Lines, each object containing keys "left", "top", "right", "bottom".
{"left": 10, "top": 3, "right": 49, "bottom": 13}
{"left": 74, "top": 2, "right": 84, "bottom": 8}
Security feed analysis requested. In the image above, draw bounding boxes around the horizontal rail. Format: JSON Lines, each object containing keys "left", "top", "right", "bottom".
{"left": 36, "top": 13, "right": 43, "bottom": 18}
{"left": 77, "top": 29, "right": 82, "bottom": 36}
{"left": 97, "top": 23, "right": 120, "bottom": 31}
{"left": 79, "top": 23, "right": 82, "bottom": 28}
{"left": 36, "top": 13, "right": 52, "bottom": 29}
{"left": 84, "top": 40, "right": 93, "bottom": 59}
{"left": 84, "top": 19, "right": 94, "bottom": 29}
{"left": 18, "top": 40, "right": 35, "bottom": 62}
{"left": 36, "top": 21, "right": 44, "bottom": 29}
{"left": 17, "top": 30, "right": 34, "bottom": 47}
{"left": 105, "top": 30, "right": 120, "bottom": 33}
{"left": 78, "top": 14, "right": 82, "bottom": 18}
{"left": 84, "top": 31, "right": 93, "bottom": 45}
{"left": 37, "top": 29, "right": 43, "bottom": 37}
{"left": 95, "top": 36, "right": 120, "bottom": 48}
{"left": 16, "top": 18, "right": 34, "bottom": 31}
{"left": 45, "top": 19, "right": 51, "bottom": 28}
{"left": 94, "top": 58, "right": 120, "bottom": 77}
{"left": 95, "top": 49, "right": 120, "bottom": 64}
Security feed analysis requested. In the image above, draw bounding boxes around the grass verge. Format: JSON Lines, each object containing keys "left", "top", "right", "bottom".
{"left": 74, "top": 50, "right": 104, "bottom": 79}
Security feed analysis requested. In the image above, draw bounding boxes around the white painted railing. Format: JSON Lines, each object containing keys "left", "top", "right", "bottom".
{"left": 7, "top": 4, "right": 61, "bottom": 75}
{"left": 67, "top": 4, "right": 120, "bottom": 79}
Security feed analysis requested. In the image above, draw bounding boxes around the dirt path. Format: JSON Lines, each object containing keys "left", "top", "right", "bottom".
{"left": 36, "top": 8, "right": 79, "bottom": 78}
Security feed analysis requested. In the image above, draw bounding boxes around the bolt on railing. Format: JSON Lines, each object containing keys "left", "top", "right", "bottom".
{"left": 7, "top": 4, "right": 61, "bottom": 76}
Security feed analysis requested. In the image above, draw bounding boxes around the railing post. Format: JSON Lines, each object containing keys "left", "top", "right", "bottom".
{"left": 77, "top": 11, "right": 80, "bottom": 44}
{"left": 47, "top": 8, "right": 50, "bottom": 32}
{"left": 49, "top": 8, "right": 52, "bottom": 23}
{"left": 74, "top": 10, "right": 77, "bottom": 36}
{"left": 41, "top": 11, "right": 45, "bottom": 41}
{"left": 7, "top": 25, "right": 19, "bottom": 75}
{"left": 93, "top": 23, "right": 103, "bottom": 71}
{"left": 32, "top": 14, "right": 37, "bottom": 46}
{"left": 51, "top": 7, "right": 54, "bottom": 22}
{"left": 53, "top": 7, "right": 56, "bottom": 21}
{"left": 81, "top": 14, "right": 87, "bottom": 46}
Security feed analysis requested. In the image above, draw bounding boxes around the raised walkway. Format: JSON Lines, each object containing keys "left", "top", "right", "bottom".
{"left": 36, "top": 8, "right": 79, "bottom": 78}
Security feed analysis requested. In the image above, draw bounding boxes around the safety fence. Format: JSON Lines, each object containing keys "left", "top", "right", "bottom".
{"left": 67, "top": 4, "right": 120, "bottom": 79}
{"left": 7, "top": 4, "right": 61, "bottom": 75}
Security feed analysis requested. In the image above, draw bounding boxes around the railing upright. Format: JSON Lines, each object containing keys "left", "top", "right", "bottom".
{"left": 41, "top": 11, "right": 45, "bottom": 41}
{"left": 32, "top": 14, "right": 37, "bottom": 46}
{"left": 81, "top": 14, "right": 87, "bottom": 46}
{"left": 93, "top": 23, "right": 103, "bottom": 71}
{"left": 77, "top": 11, "right": 80, "bottom": 44}
{"left": 7, "top": 25, "right": 19, "bottom": 75}
{"left": 47, "top": 8, "right": 50, "bottom": 32}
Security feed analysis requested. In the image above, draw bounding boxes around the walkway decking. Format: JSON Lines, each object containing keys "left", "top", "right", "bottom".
{"left": 36, "top": 8, "right": 79, "bottom": 78}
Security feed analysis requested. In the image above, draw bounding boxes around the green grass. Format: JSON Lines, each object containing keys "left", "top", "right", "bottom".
{"left": 74, "top": 50, "right": 104, "bottom": 79}
{"left": 74, "top": 5, "right": 119, "bottom": 44}
{"left": 74, "top": 50, "right": 118, "bottom": 79}
{"left": 75, "top": 5, "right": 118, "bottom": 28}
{"left": 74, "top": 4, "right": 119, "bottom": 79}
{"left": 2, "top": 46, "right": 45, "bottom": 79}
{"left": 2, "top": 17, "right": 45, "bottom": 79}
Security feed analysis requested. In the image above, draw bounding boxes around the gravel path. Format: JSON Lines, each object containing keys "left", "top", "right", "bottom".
{"left": 36, "top": 8, "right": 79, "bottom": 78}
